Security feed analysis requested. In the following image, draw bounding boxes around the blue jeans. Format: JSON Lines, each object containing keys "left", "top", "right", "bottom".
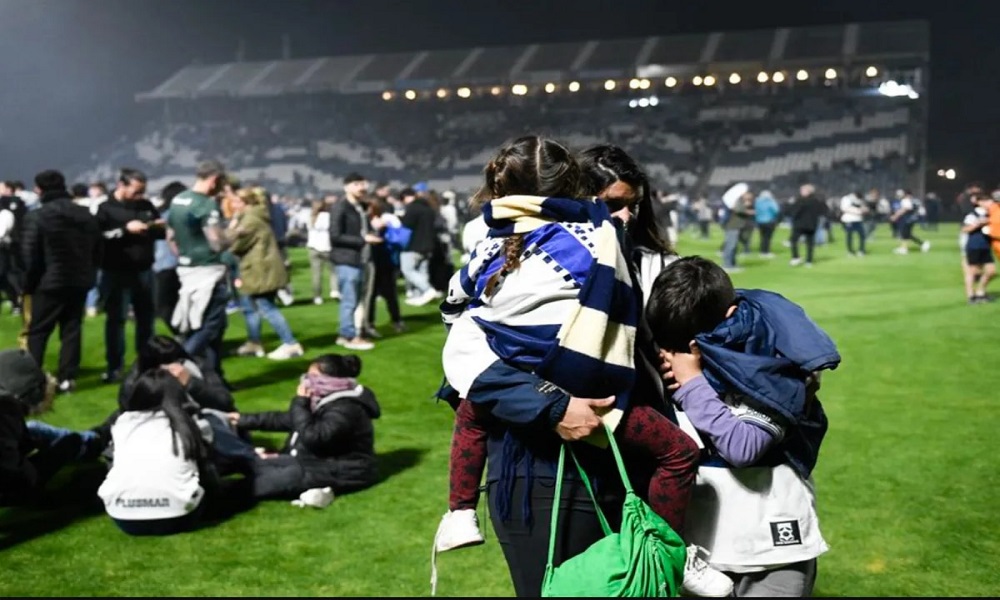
{"left": 335, "top": 264, "right": 362, "bottom": 339}
{"left": 26, "top": 420, "right": 97, "bottom": 459}
{"left": 85, "top": 270, "right": 103, "bottom": 310}
{"left": 400, "top": 251, "right": 431, "bottom": 295}
{"left": 721, "top": 229, "right": 741, "bottom": 268}
{"left": 101, "top": 269, "right": 156, "bottom": 373}
{"left": 239, "top": 293, "right": 297, "bottom": 346}
{"left": 843, "top": 222, "right": 867, "bottom": 254}
{"left": 182, "top": 281, "right": 229, "bottom": 376}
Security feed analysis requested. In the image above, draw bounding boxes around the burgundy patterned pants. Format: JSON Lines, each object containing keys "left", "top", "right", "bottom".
{"left": 448, "top": 398, "right": 699, "bottom": 535}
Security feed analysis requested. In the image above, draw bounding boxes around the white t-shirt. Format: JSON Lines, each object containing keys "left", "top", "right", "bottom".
{"left": 307, "top": 211, "right": 332, "bottom": 253}
{"left": 98, "top": 411, "right": 204, "bottom": 521}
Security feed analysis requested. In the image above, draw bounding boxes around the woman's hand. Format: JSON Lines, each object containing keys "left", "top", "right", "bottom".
{"left": 296, "top": 380, "right": 310, "bottom": 398}
{"left": 164, "top": 362, "right": 191, "bottom": 387}
{"left": 555, "top": 396, "right": 616, "bottom": 442}
{"left": 226, "top": 412, "right": 240, "bottom": 427}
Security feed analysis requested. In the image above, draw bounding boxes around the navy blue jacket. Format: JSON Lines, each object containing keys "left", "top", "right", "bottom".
{"left": 695, "top": 288, "right": 840, "bottom": 476}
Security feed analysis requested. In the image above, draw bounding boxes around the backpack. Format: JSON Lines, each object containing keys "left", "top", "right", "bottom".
{"left": 541, "top": 425, "right": 687, "bottom": 597}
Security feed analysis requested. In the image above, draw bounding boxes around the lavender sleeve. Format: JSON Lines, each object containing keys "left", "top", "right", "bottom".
{"left": 674, "top": 375, "right": 784, "bottom": 467}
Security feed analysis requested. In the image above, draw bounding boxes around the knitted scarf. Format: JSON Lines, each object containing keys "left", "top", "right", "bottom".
{"left": 444, "top": 195, "right": 639, "bottom": 409}
{"left": 305, "top": 373, "right": 358, "bottom": 411}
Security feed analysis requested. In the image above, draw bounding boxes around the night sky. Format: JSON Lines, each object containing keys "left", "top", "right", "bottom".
{"left": 1, "top": 0, "right": 998, "bottom": 187}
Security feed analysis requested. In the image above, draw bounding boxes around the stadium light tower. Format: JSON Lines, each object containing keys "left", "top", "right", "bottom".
{"left": 757, "top": 71, "right": 769, "bottom": 83}
{"left": 544, "top": 82, "right": 556, "bottom": 93}
{"left": 382, "top": 91, "right": 393, "bottom": 101}
{"left": 865, "top": 65, "right": 879, "bottom": 77}
{"left": 457, "top": 87, "right": 472, "bottom": 98}
{"left": 490, "top": 86, "right": 502, "bottom": 96}
{"left": 436, "top": 88, "right": 449, "bottom": 99}
{"left": 604, "top": 79, "right": 617, "bottom": 91}
{"left": 796, "top": 69, "right": 809, "bottom": 81}
{"left": 665, "top": 76, "right": 677, "bottom": 88}
{"left": 629, "top": 78, "right": 641, "bottom": 89}
{"left": 511, "top": 84, "right": 528, "bottom": 96}
{"left": 729, "top": 73, "right": 741, "bottom": 84}
{"left": 772, "top": 71, "right": 786, "bottom": 83}
{"left": 824, "top": 68, "right": 837, "bottom": 79}
{"left": 692, "top": 75, "right": 703, "bottom": 86}
{"left": 703, "top": 75, "right": 716, "bottom": 86}
{"left": 568, "top": 81, "right": 581, "bottom": 92}
{"left": 404, "top": 90, "right": 417, "bottom": 100}
{"left": 639, "top": 78, "right": 651, "bottom": 89}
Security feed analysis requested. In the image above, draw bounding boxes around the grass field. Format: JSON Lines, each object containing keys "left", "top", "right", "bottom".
{"left": 1, "top": 224, "right": 997, "bottom": 597}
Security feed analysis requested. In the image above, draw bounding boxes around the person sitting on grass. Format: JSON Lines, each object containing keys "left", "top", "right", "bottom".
{"left": 0, "top": 348, "right": 102, "bottom": 505}
{"left": 97, "top": 369, "right": 222, "bottom": 536}
{"left": 228, "top": 353, "right": 381, "bottom": 502}
{"left": 646, "top": 256, "right": 840, "bottom": 597}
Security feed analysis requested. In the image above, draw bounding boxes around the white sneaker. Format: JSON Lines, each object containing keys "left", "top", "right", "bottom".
{"left": 267, "top": 343, "right": 305, "bottom": 360}
{"left": 921, "top": 240, "right": 931, "bottom": 253}
{"left": 291, "top": 486, "right": 335, "bottom": 509}
{"left": 681, "top": 545, "right": 733, "bottom": 597}
{"left": 789, "top": 258, "right": 803, "bottom": 266}
{"left": 329, "top": 290, "right": 340, "bottom": 300}
{"left": 276, "top": 288, "right": 294, "bottom": 306}
{"left": 893, "top": 246, "right": 909, "bottom": 255}
{"left": 313, "top": 297, "right": 323, "bottom": 305}
{"left": 338, "top": 337, "right": 374, "bottom": 351}
{"left": 407, "top": 288, "right": 444, "bottom": 307}
{"left": 236, "top": 342, "right": 265, "bottom": 357}
{"left": 434, "top": 509, "right": 485, "bottom": 553}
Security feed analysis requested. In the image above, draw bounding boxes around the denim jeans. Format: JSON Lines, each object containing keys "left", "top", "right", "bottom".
{"left": 239, "top": 293, "right": 297, "bottom": 346}
{"left": 85, "top": 270, "right": 103, "bottom": 310}
{"left": 721, "top": 229, "right": 741, "bottom": 268}
{"left": 101, "top": 269, "right": 156, "bottom": 374}
{"left": 335, "top": 264, "right": 362, "bottom": 339}
{"left": 182, "top": 281, "right": 229, "bottom": 376}
{"left": 843, "top": 222, "right": 867, "bottom": 254}
{"left": 26, "top": 420, "right": 97, "bottom": 451}
{"left": 400, "top": 251, "right": 431, "bottom": 295}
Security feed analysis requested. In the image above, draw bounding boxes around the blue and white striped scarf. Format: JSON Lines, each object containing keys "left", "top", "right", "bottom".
{"left": 442, "top": 195, "right": 639, "bottom": 409}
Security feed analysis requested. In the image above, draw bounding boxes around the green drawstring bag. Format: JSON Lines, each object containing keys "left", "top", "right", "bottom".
{"left": 541, "top": 424, "right": 687, "bottom": 597}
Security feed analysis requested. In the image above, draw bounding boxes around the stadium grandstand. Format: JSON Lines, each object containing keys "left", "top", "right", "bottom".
{"left": 73, "top": 19, "right": 929, "bottom": 202}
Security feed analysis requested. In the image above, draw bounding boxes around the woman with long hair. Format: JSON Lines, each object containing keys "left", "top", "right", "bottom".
{"left": 98, "top": 369, "right": 217, "bottom": 536}
{"left": 227, "top": 187, "right": 304, "bottom": 360}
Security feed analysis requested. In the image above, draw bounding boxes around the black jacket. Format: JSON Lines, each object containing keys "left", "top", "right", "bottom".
{"left": 400, "top": 198, "right": 438, "bottom": 255}
{"left": 20, "top": 190, "right": 102, "bottom": 293}
{"left": 95, "top": 197, "right": 164, "bottom": 271}
{"left": 0, "top": 397, "right": 35, "bottom": 496}
{"left": 0, "top": 195, "right": 27, "bottom": 248}
{"left": 117, "top": 357, "right": 235, "bottom": 413}
{"left": 328, "top": 199, "right": 369, "bottom": 267}
{"left": 239, "top": 386, "right": 381, "bottom": 492}
{"left": 787, "top": 194, "right": 828, "bottom": 232}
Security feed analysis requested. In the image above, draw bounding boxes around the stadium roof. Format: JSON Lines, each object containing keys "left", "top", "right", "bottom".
{"left": 137, "top": 19, "right": 928, "bottom": 101}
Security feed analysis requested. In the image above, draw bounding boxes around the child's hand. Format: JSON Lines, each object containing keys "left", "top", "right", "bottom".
{"left": 659, "top": 342, "right": 703, "bottom": 391}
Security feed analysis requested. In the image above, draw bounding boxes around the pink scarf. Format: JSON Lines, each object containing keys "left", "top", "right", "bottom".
{"left": 305, "top": 373, "right": 358, "bottom": 411}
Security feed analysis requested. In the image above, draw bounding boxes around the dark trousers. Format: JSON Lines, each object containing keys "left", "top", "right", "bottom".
{"left": 154, "top": 268, "right": 180, "bottom": 335}
{"left": 101, "top": 268, "right": 156, "bottom": 374}
{"left": 27, "top": 287, "right": 89, "bottom": 381}
{"left": 844, "top": 222, "right": 867, "bottom": 254}
{"left": 181, "top": 281, "right": 229, "bottom": 377}
{"left": 0, "top": 247, "right": 23, "bottom": 310}
{"left": 367, "top": 262, "right": 402, "bottom": 326}
{"left": 790, "top": 228, "right": 816, "bottom": 264}
{"left": 757, "top": 222, "right": 777, "bottom": 254}
{"left": 488, "top": 476, "right": 624, "bottom": 597}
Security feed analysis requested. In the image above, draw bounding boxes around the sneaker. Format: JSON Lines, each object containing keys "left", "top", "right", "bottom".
{"left": 291, "top": 486, "right": 335, "bottom": 509}
{"left": 362, "top": 327, "right": 383, "bottom": 340}
{"left": 339, "top": 337, "right": 374, "bottom": 351}
{"left": 681, "top": 545, "right": 734, "bottom": 597}
{"left": 267, "top": 343, "right": 305, "bottom": 360}
{"left": 920, "top": 240, "right": 931, "bottom": 253}
{"left": 789, "top": 258, "right": 803, "bottom": 267}
{"left": 329, "top": 290, "right": 341, "bottom": 300}
{"left": 236, "top": 342, "right": 265, "bottom": 358}
{"left": 225, "top": 300, "right": 241, "bottom": 314}
{"left": 276, "top": 288, "right": 294, "bottom": 306}
{"left": 100, "top": 370, "right": 121, "bottom": 384}
{"left": 893, "top": 246, "right": 908, "bottom": 255}
{"left": 434, "top": 509, "right": 485, "bottom": 553}
{"left": 86, "top": 307, "right": 98, "bottom": 318}
{"left": 57, "top": 379, "right": 75, "bottom": 394}
{"left": 406, "top": 288, "right": 444, "bottom": 307}
{"left": 312, "top": 297, "right": 323, "bottom": 305}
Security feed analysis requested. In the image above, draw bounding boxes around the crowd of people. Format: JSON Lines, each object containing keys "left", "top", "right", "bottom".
{"left": 1, "top": 135, "right": 997, "bottom": 598}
